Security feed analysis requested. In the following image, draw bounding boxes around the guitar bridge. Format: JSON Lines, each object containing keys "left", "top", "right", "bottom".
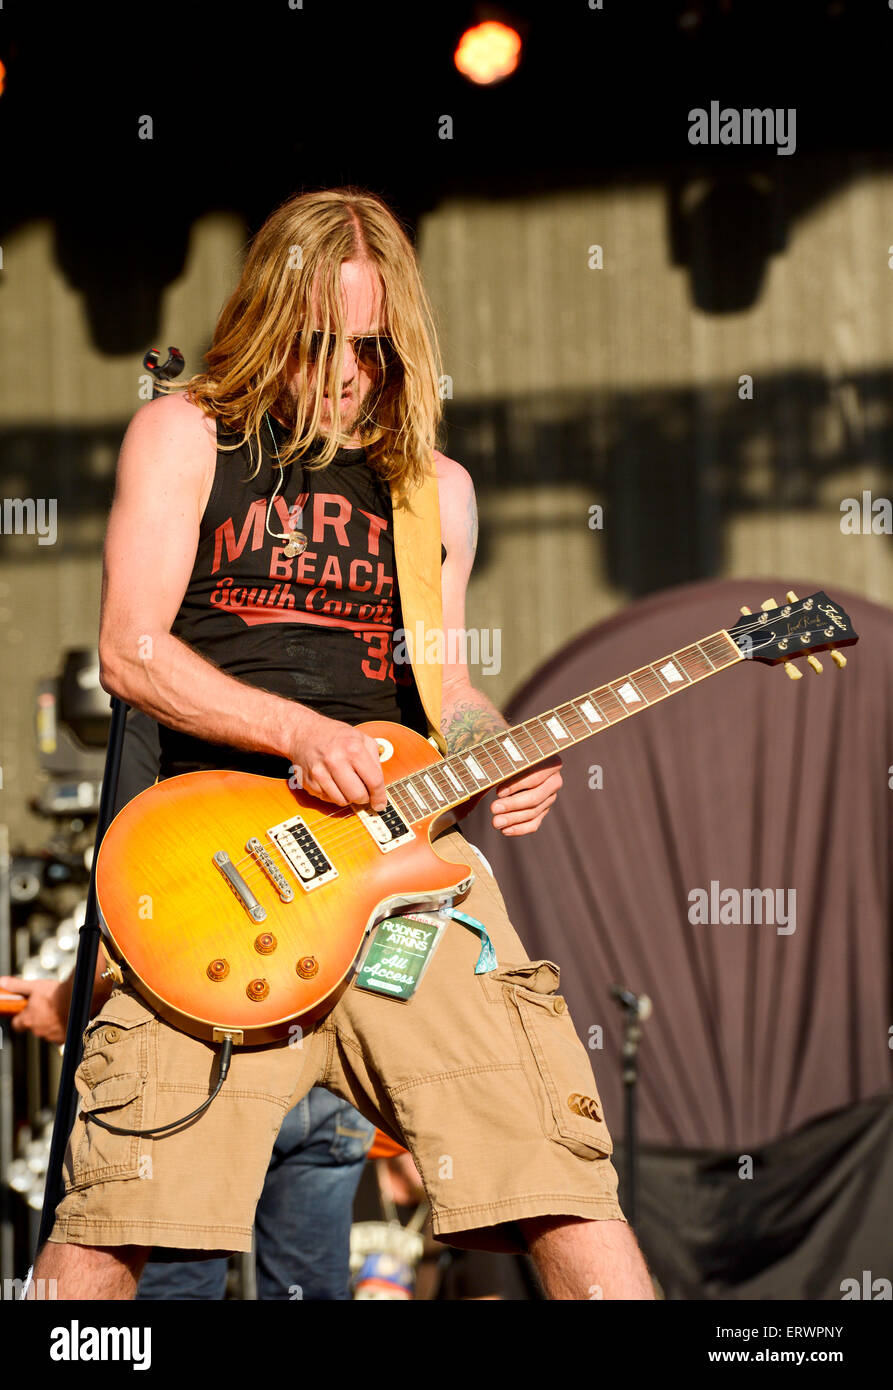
{"left": 247, "top": 837, "right": 295, "bottom": 902}
{"left": 212, "top": 850, "right": 267, "bottom": 921}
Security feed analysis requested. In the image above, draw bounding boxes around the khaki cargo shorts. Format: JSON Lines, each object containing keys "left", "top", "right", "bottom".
{"left": 49, "top": 824, "right": 625, "bottom": 1255}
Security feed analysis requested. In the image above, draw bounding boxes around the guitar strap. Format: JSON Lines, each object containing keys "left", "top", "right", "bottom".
{"left": 390, "top": 460, "right": 448, "bottom": 756}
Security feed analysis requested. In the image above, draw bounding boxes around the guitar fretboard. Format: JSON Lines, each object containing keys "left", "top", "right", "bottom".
{"left": 385, "top": 629, "right": 742, "bottom": 826}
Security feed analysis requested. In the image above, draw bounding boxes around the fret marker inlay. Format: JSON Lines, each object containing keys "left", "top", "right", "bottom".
{"left": 501, "top": 737, "right": 523, "bottom": 762}
{"left": 443, "top": 764, "right": 464, "bottom": 794}
{"left": 660, "top": 662, "right": 683, "bottom": 684}
{"left": 617, "top": 682, "right": 641, "bottom": 704}
{"left": 545, "top": 716, "right": 569, "bottom": 740}
{"left": 580, "top": 700, "right": 602, "bottom": 723}
{"left": 423, "top": 773, "right": 445, "bottom": 803}
{"left": 464, "top": 756, "right": 486, "bottom": 782}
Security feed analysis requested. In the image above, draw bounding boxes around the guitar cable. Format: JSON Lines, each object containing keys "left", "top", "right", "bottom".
{"left": 85, "top": 1036, "right": 235, "bottom": 1137}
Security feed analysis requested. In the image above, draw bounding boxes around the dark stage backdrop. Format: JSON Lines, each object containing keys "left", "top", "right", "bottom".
{"left": 463, "top": 578, "right": 893, "bottom": 1297}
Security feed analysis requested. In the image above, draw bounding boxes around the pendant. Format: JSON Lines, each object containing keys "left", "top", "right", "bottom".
{"left": 283, "top": 530, "right": 308, "bottom": 557}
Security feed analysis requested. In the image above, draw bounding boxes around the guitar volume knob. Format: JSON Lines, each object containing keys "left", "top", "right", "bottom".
{"left": 207, "top": 959, "right": 230, "bottom": 982}
{"left": 296, "top": 956, "right": 319, "bottom": 979}
{"left": 246, "top": 978, "right": 270, "bottom": 1002}
{"left": 254, "top": 933, "right": 277, "bottom": 955}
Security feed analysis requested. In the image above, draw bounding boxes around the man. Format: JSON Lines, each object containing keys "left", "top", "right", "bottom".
{"left": 33, "top": 187, "right": 654, "bottom": 1299}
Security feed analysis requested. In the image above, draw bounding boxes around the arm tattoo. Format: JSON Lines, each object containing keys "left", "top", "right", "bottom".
{"left": 441, "top": 692, "right": 508, "bottom": 754}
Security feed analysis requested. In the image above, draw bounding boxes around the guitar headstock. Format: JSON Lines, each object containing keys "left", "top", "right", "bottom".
{"left": 727, "top": 590, "right": 858, "bottom": 677}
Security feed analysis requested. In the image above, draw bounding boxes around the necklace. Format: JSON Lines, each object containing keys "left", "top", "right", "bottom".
{"left": 265, "top": 413, "right": 308, "bottom": 556}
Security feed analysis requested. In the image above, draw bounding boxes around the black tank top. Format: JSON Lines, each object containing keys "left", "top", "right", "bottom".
{"left": 158, "top": 414, "right": 440, "bottom": 778}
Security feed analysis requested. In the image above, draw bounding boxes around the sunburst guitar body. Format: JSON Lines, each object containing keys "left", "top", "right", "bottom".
{"left": 96, "top": 722, "right": 474, "bottom": 1043}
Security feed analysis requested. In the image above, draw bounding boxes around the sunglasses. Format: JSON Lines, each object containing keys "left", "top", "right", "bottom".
{"left": 292, "top": 330, "right": 401, "bottom": 370}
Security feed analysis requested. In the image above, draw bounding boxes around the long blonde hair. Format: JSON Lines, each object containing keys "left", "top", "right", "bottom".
{"left": 160, "top": 187, "right": 444, "bottom": 496}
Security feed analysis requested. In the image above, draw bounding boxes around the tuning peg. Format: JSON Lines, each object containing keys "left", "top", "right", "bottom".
{"left": 830, "top": 650, "right": 847, "bottom": 669}
{"left": 740, "top": 605, "right": 752, "bottom": 615}
{"left": 761, "top": 597, "right": 778, "bottom": 610}
{"left": 806, "top": 655, "right": 823, "bottom": 673}
{"left": 786, "top": 590, "right": 799, "bottom": 602}
{"left": 784, "top": 661, "right": 803, "bottom": 680}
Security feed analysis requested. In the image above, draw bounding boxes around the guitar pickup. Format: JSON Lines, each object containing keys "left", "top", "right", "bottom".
{"left": 356, "top": 801, "right": 414, "bottom": 853}
{"left": 266, "top": 816, "right": 337, "bottom": 892}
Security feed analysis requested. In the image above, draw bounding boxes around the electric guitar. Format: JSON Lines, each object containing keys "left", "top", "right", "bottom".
{"left": 95, "top": 590, "right": 858, "bottom": 1042}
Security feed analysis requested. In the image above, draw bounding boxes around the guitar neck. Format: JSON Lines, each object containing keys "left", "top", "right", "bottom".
{"left": 386, "top": 628, "right": 743, "bottom": 825}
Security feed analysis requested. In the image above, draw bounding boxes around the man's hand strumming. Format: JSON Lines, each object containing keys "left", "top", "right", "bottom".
{"left": 290, "top": 711, "right": 388, "bottom": 812}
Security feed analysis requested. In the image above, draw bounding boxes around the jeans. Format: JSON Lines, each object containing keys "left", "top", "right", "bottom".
{"left": 136, "top": 1089, "right": 375, "bottom": 1300}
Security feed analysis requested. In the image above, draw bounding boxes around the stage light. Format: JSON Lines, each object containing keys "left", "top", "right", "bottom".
{"left": 454, "top": 20, "right": 521, "bottom": 85}
{"left": 0, "top": 61, "right": 6, "bottom": 98}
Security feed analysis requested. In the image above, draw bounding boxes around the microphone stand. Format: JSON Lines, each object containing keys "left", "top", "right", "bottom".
{"left": 34, "top": 350, "right": 184, "bottom": 1259}
{"left": 610, "top": 985, "right": 652, "bottom": 1231}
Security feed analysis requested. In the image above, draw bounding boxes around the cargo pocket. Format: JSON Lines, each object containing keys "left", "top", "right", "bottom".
{"left": 493, "top": 961, "right": 614, "bottom": 1160}
{"left": 67, "top": 989, "right": 157, "bottom": 1190}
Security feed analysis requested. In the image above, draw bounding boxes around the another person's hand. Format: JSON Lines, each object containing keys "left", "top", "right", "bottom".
{"left": 380, "top": 1151, "right": 426, "bottom": 1206}
{"left": 0, "top": 976, "right": 67, "bottom": 1043}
